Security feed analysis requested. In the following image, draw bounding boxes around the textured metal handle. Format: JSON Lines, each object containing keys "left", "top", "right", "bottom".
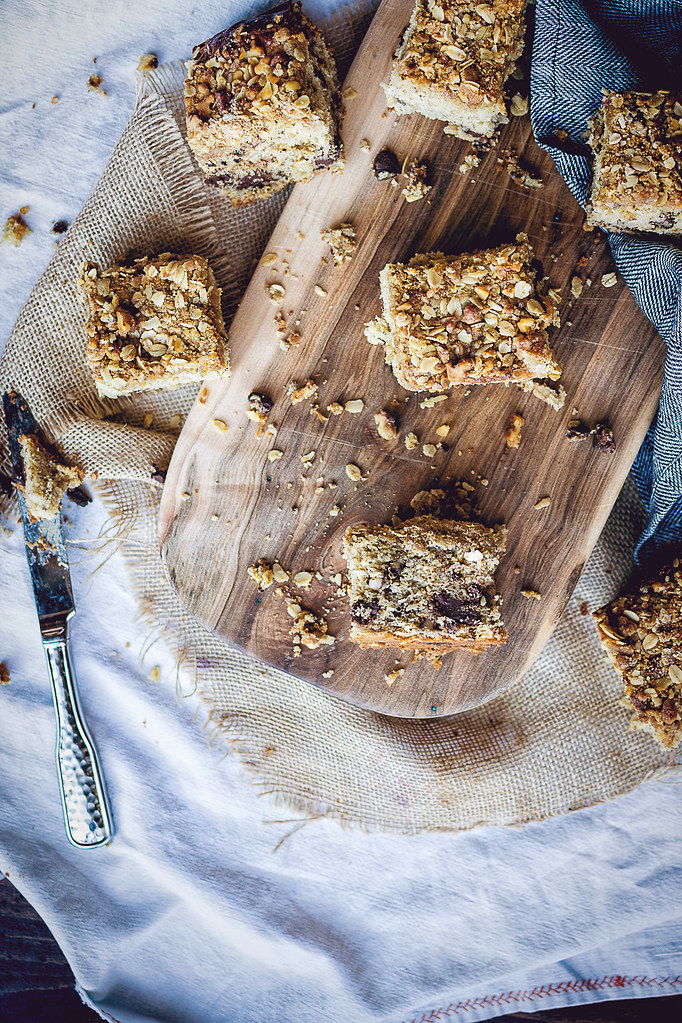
{"left": 43, "top": 636, "right": 113, "bottom": 847}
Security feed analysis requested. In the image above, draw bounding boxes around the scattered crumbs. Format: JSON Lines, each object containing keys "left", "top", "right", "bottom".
{"left": 51, "top": 219, "right": 69, "bottom": 235}
{"left": 419, "top": 394, "right": 448, "bottom": 409}
{"left": 570, "top": 276, "right": 583, "bottom": 298}
{"left": 513, "top": 566, "right": 520, "bottom": 574}
{"left": 435, "top": 424, "right": 450, "bottom": 439}
{"left": 520, "top": 379, "right": 566, "bottom": 411}
{"left": 87, "top": 74, "right": 107, "bottom": 95}
{"left": 344, "top": 399, "right": 364, "bottom": 414}
{"left": 359, "top": 138, "right": 371, "bottom": 151}
{"left": 212, "top": 418, "right": 228, "bottom": 433}
{"left": 301, "top": 450, "right": 316, "bottom": 465}
{"left": 321, "top": 223, "right": 356, "bottom": 265}
{"left": 327, "top": 401, "right": 343, "bottom": 416}
{"left": 458, "top": 152, "right": 481, "bottom": 175}
{"left": 292, "top": 571, "right": 313, "bottom": 590}
{"left": 169, "top": 413, "right": 183, "bottom": 429}
{"left": 601, "top": 272, "right": 618, "bottom": 288}
{"left": 267, "top": 449, "right": 283, "bottom": 461}
{"left": 0, "top": 663, "right": 10, "bottom": 685}
{"left": 593, "top": 421, "right": 616, "bottom": 453}
{"left": 273, "top": 562, "right": 289, "bottom": 583}
{"left": 585, "top": 277, "right": 592, "bottom": 287}
{"left": 534, "top": 496, "right": 551, "bottom": 509}
{"left": 505, "top": 412, "right": 524, "bottom": 449}
{"left": 286, "top": 597, "right": 335, "bottom": 653}
{"left": 322, "top": 668, "right": 335, "bottom": 678}
{"left": 329, "top": 504, "right": 341, "bottom": 516}
{"left": 211, "top": 513, "right": 219, "bottom": 521}
{"left": 579, "top": 601, "right": 589, "bottom": 616}
{"left": 521, "top": 588, "right": 542, "bottom": 600}
{"left": 51, "top": 95, "right": 59, "bottom": 104}
{"left": 137, "top": 53, "right": 158, "bottom": 72}
{"left": 267, "top": 282, "right": 286, "bottom": 303}
{"left": 248, "top": 559, "right": 274, "bottom": 589}
{"left": 422, "top": 443, "right": 437, "bottom": 458}
{"left": 180, "top": 491, "right": 191, "bottom": 501}
{"left": 374, "top": 409, "right": 398, "bottom": 440}
{"left": 289, "top": 379, "right": 318, "bottom": 404}
{"left": 280, "top": 331, "right": 301, "bottom": 351}
{"left": 147, "top": 665, "right": 160, "bottom": 683}
{"left": 346, "top": 463, "right": 362, "bottom": 481}
{"left": 510, "top": 93, "right": 529, "bottom": 117}
{"left": 342, "top": 86, "right": 357, "bottom": 100}
{"left": 402, "top": 160, "right": 431, "bottom": 202}
{"left": 385, "top": 667, "right": 405, "bottom": 686}
{"left": 566, "top": 417, "right": 590, "bottom": 441}
{"left": 274, "top": 311, "right": 286, "bottom": 332}
{"left": 498, "top": 147, "right": 542, "bottom": 188}
{"left": 404, "top": 432, "right": 418, "bottom": 451}
{"left": 3, "top": 213, "right": 31, "bottom": 247}
{"left": 373, "top": 147, "right": 401, "bottom": 180}
{"left": 260, "top": 252, "right": 278, "bottom": 266}
{"left": 313, "top": 284, "right": 327, "bottom": 297}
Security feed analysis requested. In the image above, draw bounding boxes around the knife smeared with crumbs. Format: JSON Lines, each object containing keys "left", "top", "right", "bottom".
{"left": 2, "top": 390, "right": 113, "bottom": 848}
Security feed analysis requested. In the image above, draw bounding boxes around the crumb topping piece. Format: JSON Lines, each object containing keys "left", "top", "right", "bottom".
{"left": 3, "top": 213, "right": 31, "bottom": 247}
{"left": 80, "top": 253, "right": 229, "bottom": 398}
{"left": 365, "top": 233, "right": 561, "bottom": 393}
{"left": 586, "top": 90, "right": 682, "bottom": 235}
{"left": 343, "top": 514, "right": 507, "bottom": 657}
{"left": 184, "top": 0, "right": 344, "bottom": 206}
{"left": 594, "top": 560, "right": 682, "bottom": 748}
{"left": 321, "top": 223, "right": 356, "bottom": 264}
{"left": 383, "top": 0, "right": 527, "bottom": 142}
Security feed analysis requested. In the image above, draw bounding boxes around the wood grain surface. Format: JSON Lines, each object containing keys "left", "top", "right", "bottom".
{"left": 159, "top": 0, "right": 665, "bottom": 718}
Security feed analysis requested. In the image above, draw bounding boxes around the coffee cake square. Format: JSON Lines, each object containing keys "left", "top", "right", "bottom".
{"left": 343, "top": 515, "right": 507, "bottom": 656}
{"left": 594, "top": 562, "right": 682, "bottom": 749}
{"left": 365, "top": 234, "right": 561, "bottom": 392}
{"left": 185, "top": 1, "right": 343, "bottom": 206}
{"left": 81, "top": 253, "right": 228, "bottom": 398}
{"left": 586, "top": 90, "right": 682, "bottom": 235}
{"left": 383, "top": 0, "right": 527, "bottom": 142}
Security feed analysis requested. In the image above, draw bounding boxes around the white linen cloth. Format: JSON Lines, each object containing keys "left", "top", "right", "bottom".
{"left": 1, "top": 2, "right": 682, "bottom": 1021}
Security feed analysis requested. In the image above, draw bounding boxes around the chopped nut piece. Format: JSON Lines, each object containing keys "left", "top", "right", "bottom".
{"left": 435, "top": 424, "right": 450, "bottom": 439}
{"left": 373, "top": 147, "right": 401, "bottom": 179}
{"left": 212, "top": 418, "right": 229, "bottom": 432}
{"left": 343, "top": 87, "right": 357, "bottom": 100}
{"left": 359, "top": 138, "right": 371, "bottom": 151}
{"left": 268, "top": 283, "right": 286, "bottom": 303}
{"left": 510, "top": 93, "right": 529, "bottom": 117}
{"left": 313, "top": 284, "right": 327, "bottom": 297}
{"left": 137, "top": 53, "right": 158, "bottom": 72}
{"left": 346, "top": 463, "right": 362, "bottom": 481}
{"left": 327, "top": 401, "right": 343, "bottom": 416}
{"left": 272, "top": 562, "right": 289, "bottom": 583}
{"left": 419, "top": 394, "right": 448, "bottom": 409}
{"left": 261, "top": 252, "right": 278, "bottom": 267}
{"left": 3, "top": 213, "right": 31, "bottom": 247}
{"left": 520, "top": 379, "right": 566, "bottom": 410}
{"left": 458, "top": 153, "right": 481, "bottom": 175}
{"left": 402, "top": 160, "right": 432, "bottom": 202}
{"left": 505, "top": 412, "right": 524, "bottom": 449}
{"left": 570, "top": 276, "right": 584, "bottom": 298}
{"left": 422, "top": 443, "right": 437, "bottom": 457}
{"left": 147, "top": 665, "right": 161, "bottom": 683}
{"left": 321, "top": 223, "right": 357, "bottom": 265}
{"left": 593, "top": 421, "right": 616, "bottom": 453}
{"left": 385, "top": 668, "right": 405, "bottom": 686}
{"left": 267, "top": 449, "right": 283, "bottom": 461}
{"left": 293, "top": 570, "right": 313, "bottom": 589}
{"left": 374, "top": 410, "right": 398, "bottom": 440}
{"left": 533, "top": 496, "right": 551, "bottom": 509}
{"left": 521, "top": 588, "right": 542, "bottom": 600}
{"left": 344, "top": 399, "right": 364, "bottom": 414}
{"left": 329, "top": 504, "right": 341, "bottom": 516}
{"left": 404, "top": 432, "right": 418, "bottom": 451}
{"left": 280, "top": 330, "right": 301, "bottom": 351}
{"left": 601, "top": 272, "right": 618, "bottom": 288}
{"left": 289, "top": 379, "right": 318, "bottom": 403}
{"left": 248, "top": 559, "right": 274, "bottom": 589}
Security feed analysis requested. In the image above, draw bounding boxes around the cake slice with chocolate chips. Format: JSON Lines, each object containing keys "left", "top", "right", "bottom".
{"left": 343, "top": 515, "right": 507, "bottom": 657}
{"left": 185, "top": 1, "right": 344, "bottom": 206}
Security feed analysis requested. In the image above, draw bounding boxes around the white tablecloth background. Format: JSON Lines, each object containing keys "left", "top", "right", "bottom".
{"left": 1, "top": 2, "right": 682, "bottom": 1021}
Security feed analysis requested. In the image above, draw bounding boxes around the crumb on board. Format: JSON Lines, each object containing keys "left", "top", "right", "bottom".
{"left": 402, "top": 160, "right": 432, "bottom": 202}
{"left": 521, "top": 588, "right": 542, "bottom": 600}
{"left": 534, "top": 496, "right": 551, "bottom": 509}
{"left": 374, "top": 410, "right": 398, "bottom": 440}
{"left": 385, "top": 667, "right": 405, "bottom": 686}
{"left": 87, "top": 74, "right": 107, "bottom": 95}
{"left": 505, "top": 412, "right": 524, "bottom": 449}
{"left": 321, "top": 223, "right": 357, "bottom": 265}
{"left": 289, "top": 379, "right": 318, "bottom": 404}
{"left": 498, "top": 148, "right": 542, "bottom": 189}
{"left": 519, "top": 379, "right": 566, "bottom": 410}
{"left": 287, "top": 598, "right": 335, "bottom": 654}
{"left": 593, "top": 421, "right": 616, "bottom": 453}
{"left": 566, "top": 417, "right": 590, "bottom": 441}
{"left": 3, "top": 213, "right": 31, "bottom": 247}
{"left": 248, "top": 559, "right": 274, "bottom": 589}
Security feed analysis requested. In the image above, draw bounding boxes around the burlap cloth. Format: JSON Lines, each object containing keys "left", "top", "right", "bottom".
{"left": 1, "top": 5, "right": 678, "bottom": 834}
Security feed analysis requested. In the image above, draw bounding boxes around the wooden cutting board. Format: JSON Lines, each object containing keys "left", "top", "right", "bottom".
{"left": 158, "top": 0, "right": 664, "bottom": 718}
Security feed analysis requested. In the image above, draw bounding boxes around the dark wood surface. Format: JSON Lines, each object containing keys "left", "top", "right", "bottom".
{"left": 1, "top": 876, "right": 681, "bottom": 1021}
{"left": 159, "top": 0, "right": 664, "bottom": 719}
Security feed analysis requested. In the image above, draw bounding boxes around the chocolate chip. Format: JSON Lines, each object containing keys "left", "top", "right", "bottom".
{"left": 66, "top": 485, "right": 92, "bottom": 507}
{"left": 215, "top": 90, "right": 230, "bottom": 115}
{"left": 351, "top": 599, "right": 380, "bottom": 624}
{"left": 565, "top": 418, "right": 590, "bottom": 441}
{"left": 151, "top": 465, "right": 167, "bottom": 485}
{"left": 51, "top": 220, "right": 69, "bottom": 234}
{"left": 248, "top": 392, "right": 273, "bottom": 415}
{"left": 432, "top": 591, "right": 480, "bottom": 625}
{"left": 373, "top": 147, "right": 400, "bottom": 180}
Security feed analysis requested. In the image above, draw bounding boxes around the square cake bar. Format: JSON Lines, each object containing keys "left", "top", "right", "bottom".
{"left": 365, "top": 234, "right": 561, "bottom": 393}
{"left": 593, "top": 562, "right": 682, "bottom": 749}
{"left": 586, "top": 90, "right": 682, "bottom": 235}
{"left": 81, "top": 253, "right": 228, "bottom": 398}
{"left": 185, "top": 1, "right": 343, "bottom": 206}
{"left": 343, "top": 515, "right": 507, "bottom": 656}
{"left": 18, "top": 434, "right": 83, "bottom": 521}
{"left": 383, "top": 0, "right": 527, "bottom": 142}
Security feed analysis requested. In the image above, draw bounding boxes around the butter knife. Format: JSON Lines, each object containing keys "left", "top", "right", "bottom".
{"left": 3, "top": 391, "right": 113, "bottom": 848}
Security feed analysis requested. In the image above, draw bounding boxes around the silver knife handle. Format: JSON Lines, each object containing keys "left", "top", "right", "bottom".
{"left": 43, "top": 632, "right": 113, "bottom": 847}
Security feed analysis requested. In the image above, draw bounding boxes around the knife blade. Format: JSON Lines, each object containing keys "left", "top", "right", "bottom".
{"left": 3, "top": 390, "right": 113, "bottom": 848}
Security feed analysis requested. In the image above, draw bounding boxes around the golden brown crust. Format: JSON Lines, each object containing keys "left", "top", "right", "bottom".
{"left": 586, "top": 90, "right": 682, "bottom": 235}
{"left": 383, "top": 0, "right": 527, "bottom": 141}
{"left": 185, "top": 1, "right": 344, "bottom": 206}
{"left": 593, "top": 560, "right": 682, "bottom": 749}
{"left": 365, "top": 234, "right": 561, "bottom": 393}
{"left": 80, "top": 253, "right": 229, "bottom": 397}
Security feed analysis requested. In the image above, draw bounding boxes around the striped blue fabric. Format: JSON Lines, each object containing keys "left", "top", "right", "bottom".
{"left": 531, "top": 0, "right": 682, "bottom": 567}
